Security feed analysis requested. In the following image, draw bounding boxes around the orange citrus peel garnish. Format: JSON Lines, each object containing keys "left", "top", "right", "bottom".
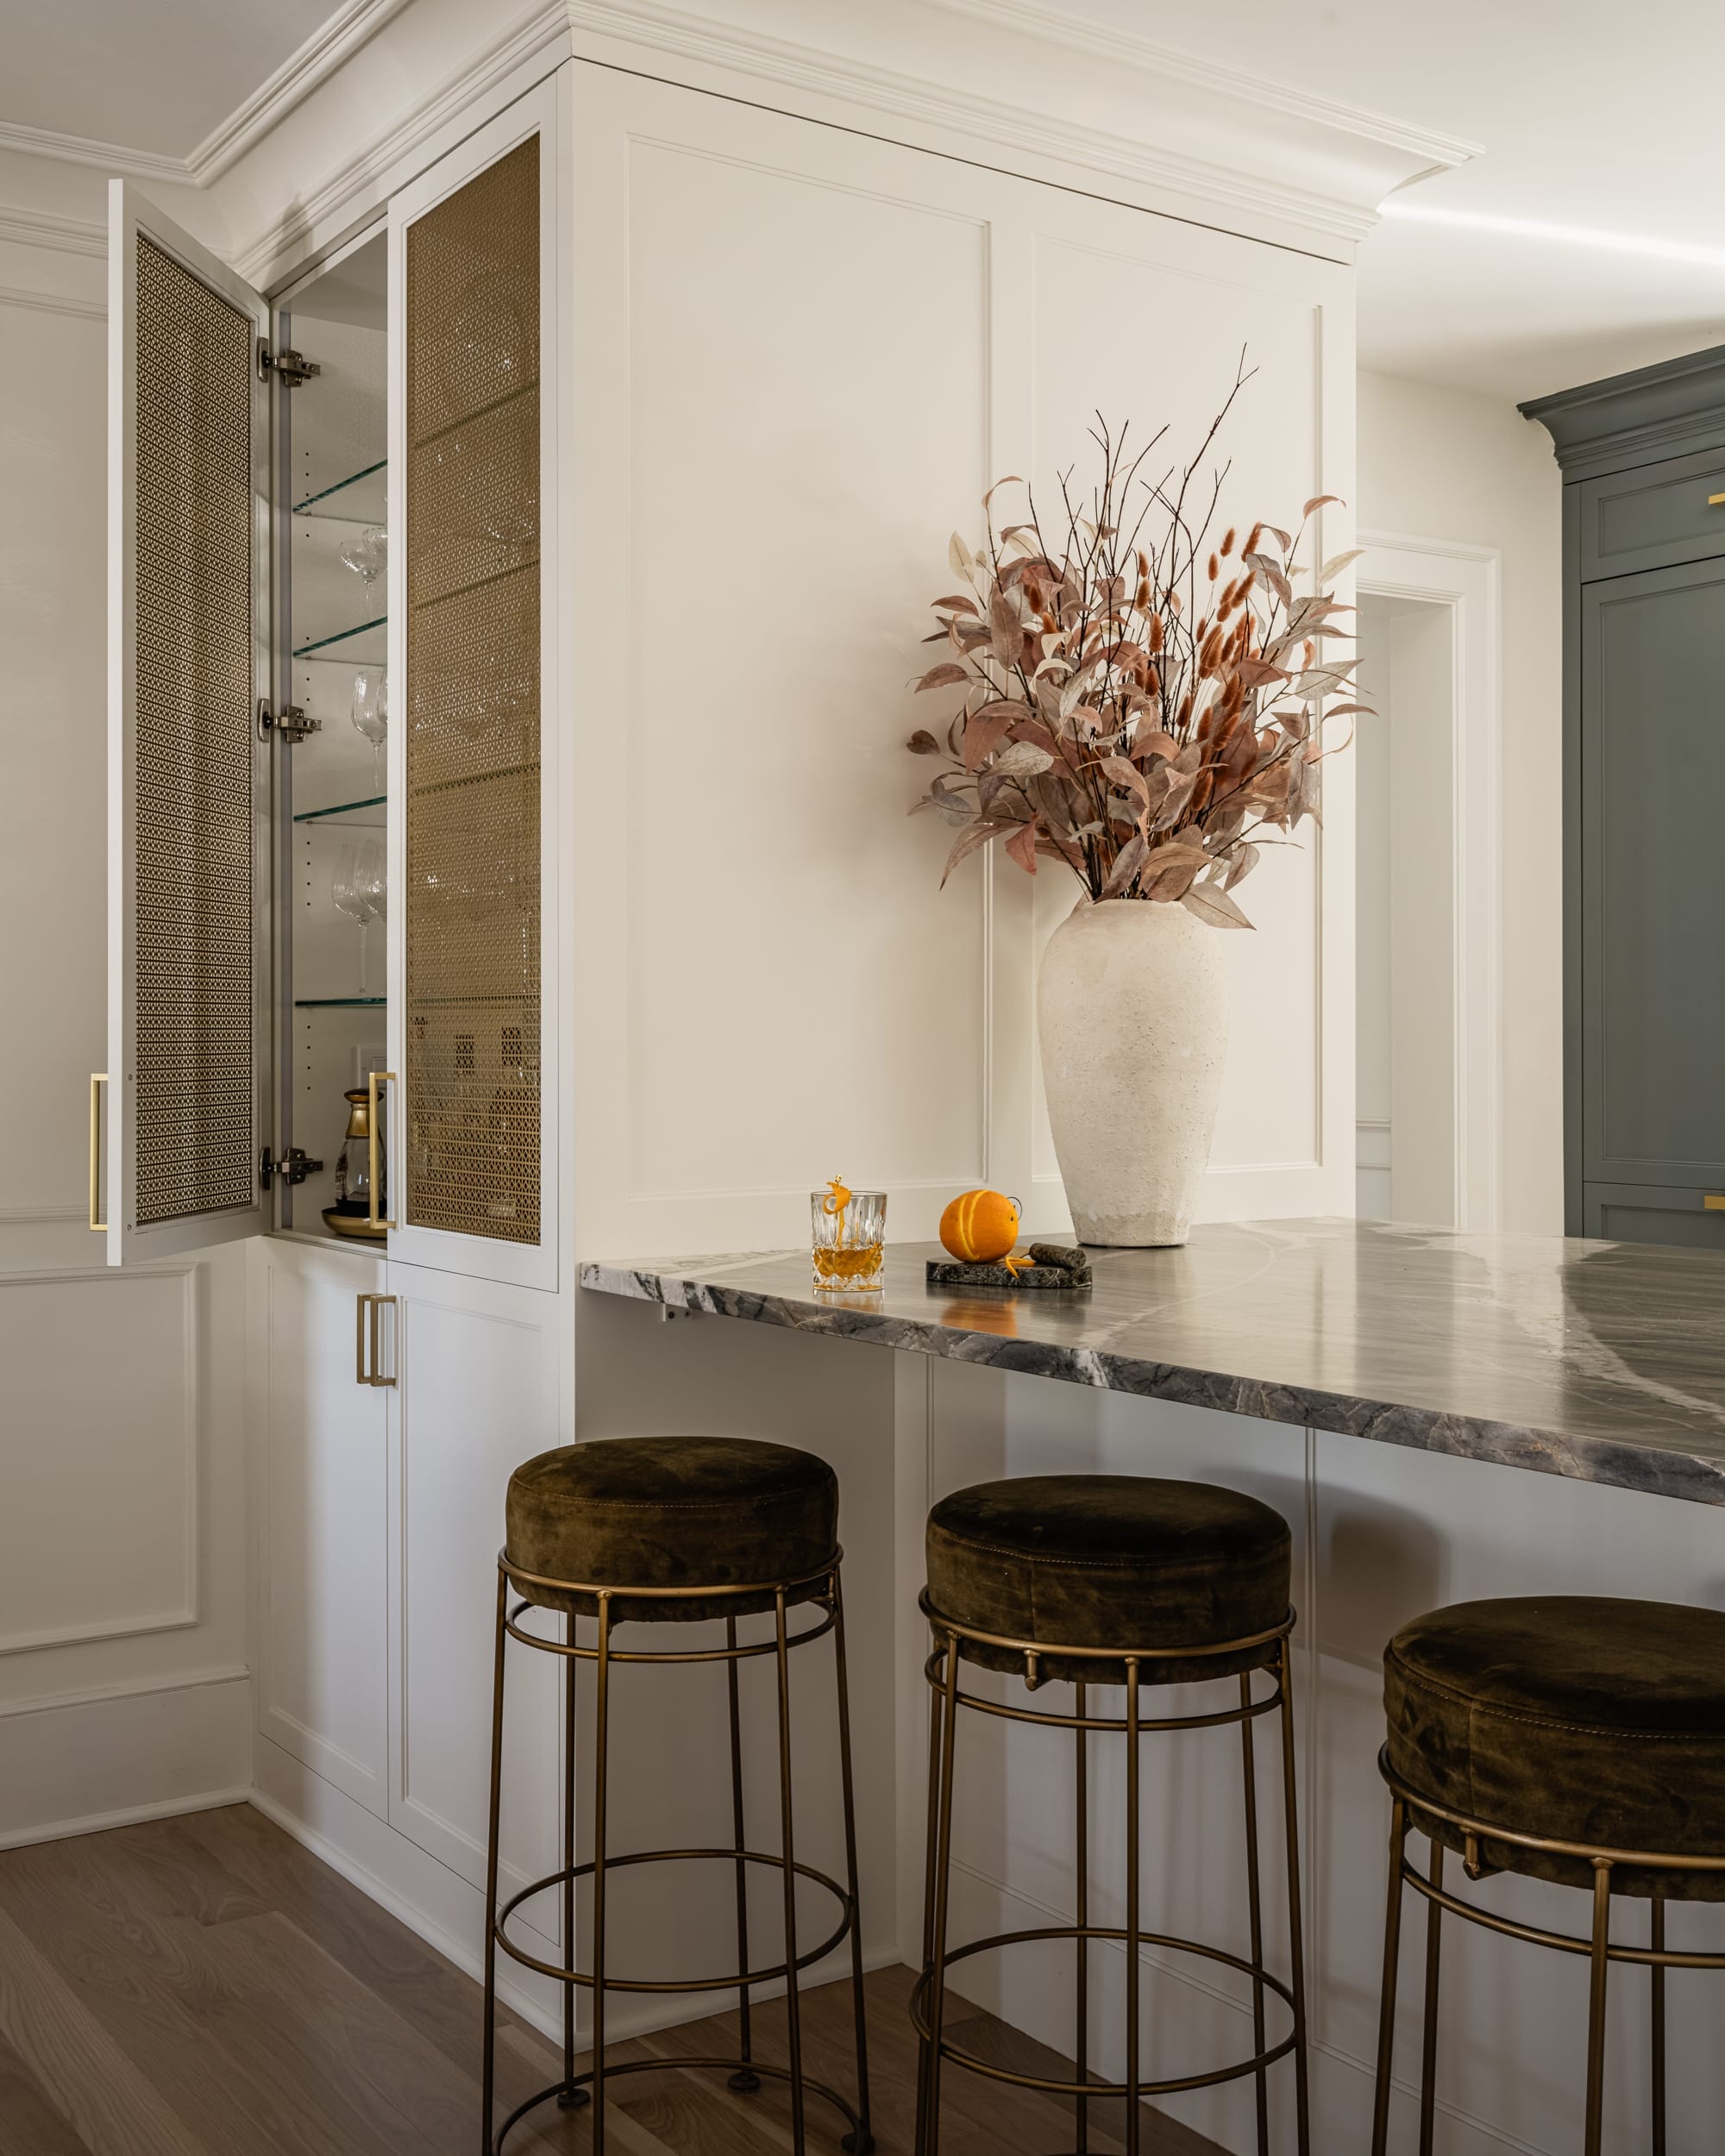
{"left": 821, "top": 1176, "right": 852, "bottom": 1217}
{"left": 1004, "top": 1250, "right": 1034, "bottom": 1276}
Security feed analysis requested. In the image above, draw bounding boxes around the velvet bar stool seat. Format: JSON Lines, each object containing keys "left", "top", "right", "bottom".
{"left": 913, "top": 1475, "right": 1311, "bottom": 2156}
{"left": 1371, "top": 1596, "right": 1725, "bottom": 2156}
{"left": 481, "top": 1436, "right": 873, "bottom": 2156}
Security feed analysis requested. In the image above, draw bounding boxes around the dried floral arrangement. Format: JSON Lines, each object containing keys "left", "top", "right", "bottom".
{"left": 906, "top": 367, "right": 1369, "bottom": 928}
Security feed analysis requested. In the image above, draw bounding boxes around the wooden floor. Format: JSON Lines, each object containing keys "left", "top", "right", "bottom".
{"left": 0, "top": 1803, "right": 1224, "bottom": 2155}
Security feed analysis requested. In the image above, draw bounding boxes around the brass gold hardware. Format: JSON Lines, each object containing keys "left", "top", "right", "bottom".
{"left": 88, "top": 1073, "right": 106, "bottom": 1232}
{"left": 356, "top": 1292, "right": 398, "bottom": 1387}
{"left": 367, "top": 1071, "right": 397, "bottom": 1230}
{"left": 1705, "top": 1194, "right": 1725, "bottom": 1211}
{"left": 1709, "top": 492, "right": 1725, "bottom": 506}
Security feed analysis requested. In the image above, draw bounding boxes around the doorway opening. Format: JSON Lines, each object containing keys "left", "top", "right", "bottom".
{"left": 1353, "top": 536, "right": 1502, "bottom": 1231}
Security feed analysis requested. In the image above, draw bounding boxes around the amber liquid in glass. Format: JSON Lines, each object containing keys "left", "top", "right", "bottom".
{"left": 812, "top": 1242, "right": 885, "bottom": 1287}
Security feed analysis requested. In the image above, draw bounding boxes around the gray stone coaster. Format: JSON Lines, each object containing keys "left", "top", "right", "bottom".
{"left": 925, "top": 1245, "right": 1093, "bottom": 1292}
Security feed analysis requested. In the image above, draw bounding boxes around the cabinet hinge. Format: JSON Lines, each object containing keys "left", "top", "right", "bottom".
{"left": 261, "top": 1145, "right": 323, "bottom": 1191}
{"left": 257, "top": 342, "right": 320, "bottom": 387}
{"left": 258, "top": 699, "right": 322, "bottom": 744}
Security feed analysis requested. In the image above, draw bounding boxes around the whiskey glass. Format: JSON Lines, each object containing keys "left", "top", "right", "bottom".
{"left": 811, "top": 1186, "right": 887, "bottom": 1292}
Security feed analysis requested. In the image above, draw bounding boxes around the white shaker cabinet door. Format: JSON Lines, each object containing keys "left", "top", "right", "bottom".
{"left": 385, "top": 1261, "right": 565, "bottom": 1940}
{"left": 252, "top": 1238, "right": 389, "bottom": 1816}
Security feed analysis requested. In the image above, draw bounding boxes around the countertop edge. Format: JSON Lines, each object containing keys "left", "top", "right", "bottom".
{"left": 578, "top": 1259, "right": 1725, "bottom": 1509}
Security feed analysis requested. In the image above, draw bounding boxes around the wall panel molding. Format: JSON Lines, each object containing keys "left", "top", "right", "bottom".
{"left": 0, "top": 284, "right": 104, "bottom": 322}
{"left": 0, "top": 206, "right": 105, "bottom": 258}
{"left": 0, "top": 1265, "right": 198, "bottom": 1657}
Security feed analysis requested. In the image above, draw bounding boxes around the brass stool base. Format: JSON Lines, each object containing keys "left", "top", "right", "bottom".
{"left": 493, "top": 2055, "right": 872, "bottom": 2155}
{"left": 1371, "top": 1748, "right": 1725, "bottom": 2156}
{"left": 481, "top": 1553, "right": 873, "bottom": 2156}
{"left": 913, "top": 1600, "right": 1311, "bottom": 2156}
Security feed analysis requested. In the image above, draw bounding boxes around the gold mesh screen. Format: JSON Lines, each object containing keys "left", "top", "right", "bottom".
{"left": 405, "top": 136, "right": 541, "bottom": 1243}
{"left": 132, "top": 235, "right": 257, "bottom": 1225}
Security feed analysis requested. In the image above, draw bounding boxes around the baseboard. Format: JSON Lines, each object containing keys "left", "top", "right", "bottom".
{"left": 0, "top": 1669, "right": 252, "bottom": 1850}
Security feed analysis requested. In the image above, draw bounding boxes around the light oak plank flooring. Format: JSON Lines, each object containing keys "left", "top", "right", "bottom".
{"left": 0, "top": 1805, "right": 1224, "bottom": 2155}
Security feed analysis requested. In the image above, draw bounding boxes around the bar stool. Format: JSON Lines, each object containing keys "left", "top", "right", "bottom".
{"left": 1371, "top": 1595, "right": 1725, "bottom": 2155}
{"left": 480, "top": 1435, "right": 874, "bottom": 2155}
{"left": 913, "top": 1475, "right": 1310, "bottom": 2156}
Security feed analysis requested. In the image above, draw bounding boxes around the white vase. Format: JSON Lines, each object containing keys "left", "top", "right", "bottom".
{"left": 1037, "top": 896, "right": 1229, "bottom": 1247}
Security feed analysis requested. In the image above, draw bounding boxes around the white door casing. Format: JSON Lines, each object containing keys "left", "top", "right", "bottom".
{"left": 1357, "top": 534, "right": 1502, "bottom": 1232}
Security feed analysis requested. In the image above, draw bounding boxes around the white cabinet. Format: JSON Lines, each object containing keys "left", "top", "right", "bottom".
{"left": 386, "top": 1263, "right": 566, "bottom": 1934}
{"left": 251, "top": 1237, "right": 389, "bottom": 1815}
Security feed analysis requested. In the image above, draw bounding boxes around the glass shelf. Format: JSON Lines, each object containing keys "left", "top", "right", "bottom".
{"left": 295, "top": 997, "right": 387, "bottom": 1008}
{"left": 293, "top": 460, "right": 386, "bottom": 522}
{"left": 293, "top": 795, "right": 386, "bottom": 829}
{"left": 293, "top": 615, "right": 386, "bottom": 661}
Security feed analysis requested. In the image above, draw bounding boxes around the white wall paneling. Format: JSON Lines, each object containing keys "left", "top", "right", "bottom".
{"left": 569, "top": 64, "right": 1357, "bottom": 1261}
{"left": 0, "top": 1266, "right": 198, "bottom": 1655}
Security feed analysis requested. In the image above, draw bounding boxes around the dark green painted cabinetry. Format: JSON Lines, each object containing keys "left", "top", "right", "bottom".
{"left": 1525, "top": 348, "right": 1725, "bottom": 1245}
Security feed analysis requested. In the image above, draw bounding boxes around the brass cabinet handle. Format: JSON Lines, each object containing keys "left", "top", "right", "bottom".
{"left": 1704, "top": 1195, "right": 1725, "bottom": 1211}
{"left": 1710, "top": 493, "right": 1725, "bottom": 507}
{"left": 367, "top": 1070, "right": 398, "bottom": 1231}
{"left": 356, "top": 1293, "right": 399, "bottom": 1386}
{"left": 88, "top": 1073, "right": 107, "bottom": 1232}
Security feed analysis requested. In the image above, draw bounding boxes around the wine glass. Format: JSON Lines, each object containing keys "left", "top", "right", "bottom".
{"left": 356, "top": 841, "right": 386, "bottom": 996}
{"left": 337, "top": 524, "right": 388, "bottom": 614}
{"left": 333, "top": 842, "right": 379, "bottom": 995}
{"left": 352, "top": 668, "right": 388, "bottom": 794}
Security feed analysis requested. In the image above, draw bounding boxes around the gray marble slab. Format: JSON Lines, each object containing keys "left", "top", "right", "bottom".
{"left": 580, "top": 1219, "right": 1725, "bottom": 1507}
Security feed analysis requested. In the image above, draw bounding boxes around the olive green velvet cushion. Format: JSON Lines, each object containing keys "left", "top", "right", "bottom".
{"left": 505, "top": 1436, "right": 837, "bottom": 1622}
{"left": 924, "top": 1475, "right": 1291, "bottom": 1685}
{"left": 1385, "top": 1597, "right": 1725, "bottom": 1901}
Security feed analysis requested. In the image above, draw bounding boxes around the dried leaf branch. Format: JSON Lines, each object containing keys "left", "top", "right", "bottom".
{"left": 906, "top": 360, "right": 1371, "bottom": 929}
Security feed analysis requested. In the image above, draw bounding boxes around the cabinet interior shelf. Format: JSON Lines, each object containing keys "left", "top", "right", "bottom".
{"left": 295, "top": 997, "right": 387, "bottom": 1008}
{"left": 293, "top": 795, "right": 386, "bottom": 829}
{"left": 292, "top": 461, "right": 386, "bottom": 519}
{"left": 293, "top": 615, "right": 386, "bottom": 660}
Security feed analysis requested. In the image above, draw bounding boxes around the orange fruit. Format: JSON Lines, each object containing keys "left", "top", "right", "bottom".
{"left": 939, "top": 1188, "right": 1021, "bottom": 1263}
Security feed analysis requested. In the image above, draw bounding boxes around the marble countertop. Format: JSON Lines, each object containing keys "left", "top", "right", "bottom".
{"left": 580, "top": 1219, "right": 1725, "bottom": 1507}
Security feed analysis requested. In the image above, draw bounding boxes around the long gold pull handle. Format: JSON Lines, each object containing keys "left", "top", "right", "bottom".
{"left": 355, "top": 1294, "right": 398, "bottom": 1385}
{"left": 372, "top": 1294, "right": 398, "bottom": 1388}
{"left": 367, "top": 1070, "right": 398, "bottom": 1231}
{"left": 1704, "top": 1195, "right": 1725, "bottom": 1212}
{"left": 1709, "top": 493, "right": 1725, "bottom": 507}
{"left": 88, "top": 1074, "right": 107, "bottom": 1232}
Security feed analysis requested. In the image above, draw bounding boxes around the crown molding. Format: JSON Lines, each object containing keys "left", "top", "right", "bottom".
{"left": 186, "top": 0, "right": 413, "bottom": 185}
{"left": 225, "top": 0, "right": 1471, "bottom": 284}
{"left": 937, "top": 0, "right": 1478, "bottom": 171}
{"left": 0, "top": 117, "right": 188, "bottom": 184}
{"left": 232, "top": 0, "right": 572, "bottom": 283}
{"left": 0, "top": 205, "right": 105, "bottom": 258}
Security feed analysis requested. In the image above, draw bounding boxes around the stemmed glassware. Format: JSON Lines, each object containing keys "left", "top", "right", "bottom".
{"left": 337, "top": 524, "right": 388, "bottom": 614}
{"left": 352, "top": 668, "right": 388, "bottom": 794}
{"left": 333, "top": 839, "right": 386, "bottom": 995}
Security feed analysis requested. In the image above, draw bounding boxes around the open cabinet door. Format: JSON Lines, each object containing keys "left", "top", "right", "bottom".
{"left": 104, "top": 182, "right": 271, "bottom": 1264}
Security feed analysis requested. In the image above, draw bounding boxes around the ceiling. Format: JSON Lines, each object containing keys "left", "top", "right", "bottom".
{"left": 1066, "top": 0, "right": 1725, "bottom": 403}
{"left": 0, "top": 0, "right": 333, "bottom": 161}
{"left": 3, "top": 0, "right": 1722, "bottom": 403}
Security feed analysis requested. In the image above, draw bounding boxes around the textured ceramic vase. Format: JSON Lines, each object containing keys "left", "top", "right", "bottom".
{"left": 1037, "top": 897, "right": 1229, "bottom": 1247}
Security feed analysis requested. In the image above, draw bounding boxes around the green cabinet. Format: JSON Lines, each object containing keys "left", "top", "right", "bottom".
{"left": 1526, "top": 348, "right": 1725, "bottom": 1244}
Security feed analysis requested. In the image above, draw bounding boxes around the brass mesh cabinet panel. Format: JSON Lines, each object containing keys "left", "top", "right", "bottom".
{"left": 132, "top": 235, "right": 257, "bottom": 1225}
{"left": 405, "top": 138, "right": 541, "bottom": 1244}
